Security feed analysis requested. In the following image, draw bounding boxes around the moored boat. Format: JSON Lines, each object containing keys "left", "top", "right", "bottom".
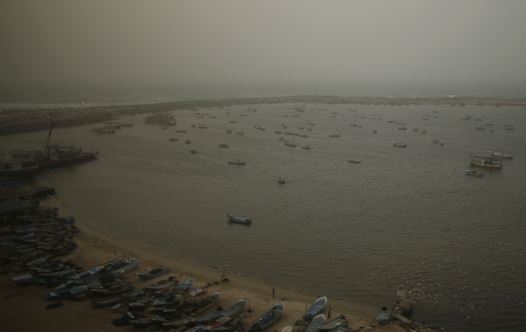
{"left": 393, "top": 141, "right": 407, "bottom": 148}
{"left": 470, "top": 158, "right": 502, "bottom": 169}
{"left": 226, "top": 213, "right": 252, "bottom": 225}
{"left": 464, "top": 169, "right": 483, "bottom": 177}
{"left": 228, "top": 159, "right": 246, "bottom": 165}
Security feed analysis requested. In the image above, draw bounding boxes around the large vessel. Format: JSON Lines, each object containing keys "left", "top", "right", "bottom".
{"left": 0, "top": 161, "right": 39, "bottom": 177}
{"left": 470, "top": 158, "right": 502, "bottom": 169}
{"left": 38, "top": 122, "right": 98, "bottom": 169}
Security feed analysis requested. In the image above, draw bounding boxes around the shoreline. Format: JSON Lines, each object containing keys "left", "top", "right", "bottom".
{"left": 44, "top": 197, "right": 385, "bottom": 329}
{"left": 0, "top": 196, "right": 414, "bottom": 332}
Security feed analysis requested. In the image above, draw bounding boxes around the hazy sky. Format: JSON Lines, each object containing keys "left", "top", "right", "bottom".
{"left": 1, "top": 0, "right": 526, "bottom": 100}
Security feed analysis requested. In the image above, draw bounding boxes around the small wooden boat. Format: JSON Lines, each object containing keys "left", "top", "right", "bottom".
{"left": 464, "top": 169, "right": 483, "bottom": 177}
{"left": 226, "top": 213, "right": 252, "bottom": 225}
{"left": 303, "top": 296, "right": 328, "bottom": 321}
{"left": 228, "top": 159, "right": 246, "bottom": 165}
{"left": 306, "top": 314, "right": 326, "bottom": 332}
{"left": 393, "top": 141, "right": 407, "bottom": 148}
{"left": 137, "top": 267, "right": 170, "bottom": 281}
{"left": 248, "top": 303, "right": 284, "bottom": 331}
{"left": 319, "top": 316, "right": 348, "bottom": 331}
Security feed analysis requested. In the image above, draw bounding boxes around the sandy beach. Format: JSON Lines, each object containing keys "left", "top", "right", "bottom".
{"left": 0, "top": 196, "right": 412, "bottom": 332}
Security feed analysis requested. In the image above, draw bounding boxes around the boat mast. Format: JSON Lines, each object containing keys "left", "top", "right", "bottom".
{"left": 45, "top": 121, "right": 55, "bottom": 157}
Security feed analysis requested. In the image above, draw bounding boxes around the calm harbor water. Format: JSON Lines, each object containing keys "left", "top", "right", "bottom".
{"left": 2, "top": 104, "right": 525, "bottom": 332}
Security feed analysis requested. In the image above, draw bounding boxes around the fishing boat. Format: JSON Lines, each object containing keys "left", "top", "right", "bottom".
{"left": 470, "top": 158, "right": 502, "bottom": 169}
{"left": 303, "top": 296, "right": 328, "bottom": 321}
{"left": 137, "top": 267, "right": 170, "bottom": 281}
{"left": 393, "top": 141, "right": 407, "bottom": 148}
{"left": 226, "top": 213, "right": 252, "bottom": 225}
{"left": 347, "top": 159, "right": 362, "bottom": 164}
{"left": 193, "top": 299, "right": 248, "bottom": 325}
{"left": 306, "top": 314, "right": 327, "bottom": 332}
{"left": 0, "top": 161, "right": 39, "bottom": 176}
{"left": 248, "top": 303, "right": 284, "bottom": 331}
{"left": 489, "top": 151, "right": 513, "bottom": 159}
{"left": 464, "top": 170, "right": 483, "bottom": 177}
{"left": 228, "top": 159, "right": 246, "bottom": 165}
{"left": 318, "top": 316, "right": 348, "bottom": 331}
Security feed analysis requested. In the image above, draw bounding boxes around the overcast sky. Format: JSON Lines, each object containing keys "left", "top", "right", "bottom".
{"left": 1, "top": 0, "right": 526, "bottom": 100}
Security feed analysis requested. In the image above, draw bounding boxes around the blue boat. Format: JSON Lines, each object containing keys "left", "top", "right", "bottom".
{"left": 303, "top": 296, "right": 328, "bottom": 321}
{"left": 248, "top": 303, "right": 284, "bottom": 331}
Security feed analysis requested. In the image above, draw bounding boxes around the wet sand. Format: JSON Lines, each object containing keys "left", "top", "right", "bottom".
{"left": 0, "top": 197, "right": 410, "bottom": 332}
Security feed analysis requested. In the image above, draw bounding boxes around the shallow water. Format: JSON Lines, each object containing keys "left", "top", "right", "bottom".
{"left": 2, "top": 104, "right": 526, "bottom": 332}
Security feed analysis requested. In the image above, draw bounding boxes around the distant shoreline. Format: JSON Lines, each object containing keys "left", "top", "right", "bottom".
{"left": 1, "top": 95, "right": 525, "bottom": 136}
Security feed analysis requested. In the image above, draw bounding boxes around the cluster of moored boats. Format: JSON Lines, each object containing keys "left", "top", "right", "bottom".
{"left": 465, "top": 150, "right": 513, "bottom": 177}
{"left": 91, "top": 121, "right": 133, "bottom": 135}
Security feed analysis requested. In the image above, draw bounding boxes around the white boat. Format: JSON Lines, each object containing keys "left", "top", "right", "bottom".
{"left": 489, "top": 151, "right": 513, "bottom": 160}
{"left": 471, "top": 158, "right": 502, "bottom": 169}
{"left": 464, "top": 169, "right": 483, "bottom": 177}
{"left": 393, "top": 141, "right": 407, "bottom": 148}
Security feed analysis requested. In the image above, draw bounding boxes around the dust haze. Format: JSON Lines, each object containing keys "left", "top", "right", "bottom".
{"left": 1, "top": 0, "right": 526, "bottom": 100}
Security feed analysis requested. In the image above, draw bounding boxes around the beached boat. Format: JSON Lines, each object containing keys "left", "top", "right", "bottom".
{"left": 376, "top": 309, "right": 392, "bottom": 325}
{"left": 193, "top": 299, "right": 248, "bottom": 325}
{"left": 471, "top": 158, "right": 502, "bottom": 169}
{"left": 306, "top": 314, "right": 327, "bottom": 332}
{"left": 226, "top": 213, "right": 252, "bottom": 225}
{"left": 228, "top": 159, "right": 246, "bottom": 165}
{"left": 248, "top": 303, "right": 284, "bottom": 331}
{"left": 303, "top": 296, "right": 328, "bottom": 321}
{"left": 464, "top": 170, "right": 483, "bottom": 177}
{"left": 137, "top": 267, "right": 170, "bottom": 281}
{"left": 393, "top": 141, "right": 407, "bottom": 148}
{"left": 318, "top": 316, "right": 348, "bottom": 331}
